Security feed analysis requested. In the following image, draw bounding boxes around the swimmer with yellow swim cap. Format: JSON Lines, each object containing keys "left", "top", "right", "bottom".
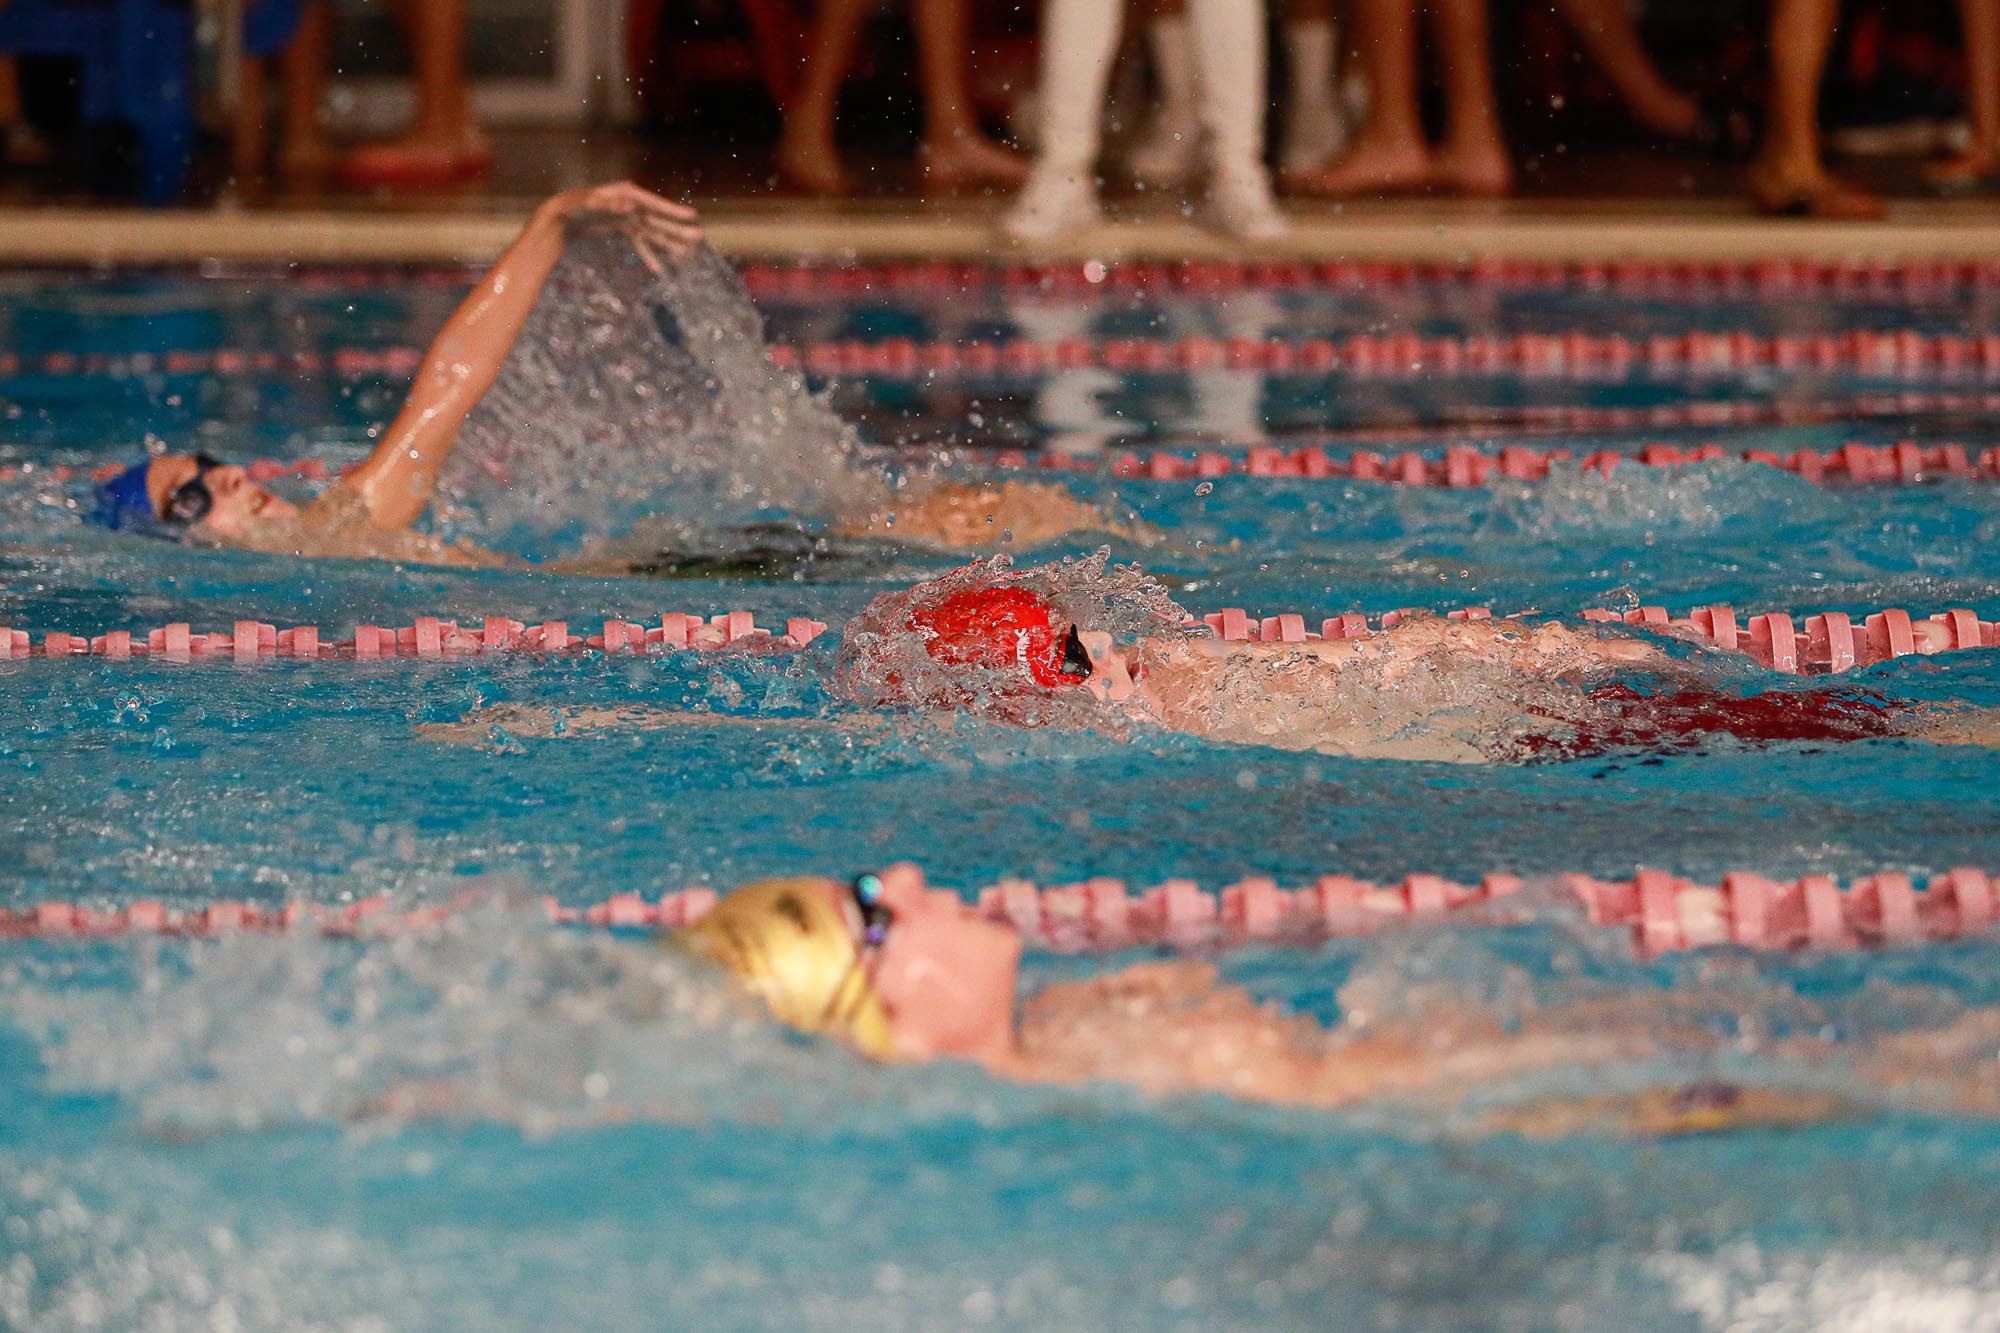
{"left": 671, "top": 864, "right": 1890, "bottom": 1136}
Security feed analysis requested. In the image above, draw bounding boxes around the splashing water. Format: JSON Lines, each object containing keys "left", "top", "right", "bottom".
{"left": 833, "top": 549, "right": 1192, "bottom": 727}
{"left": 437, "top": 235, "right": 888, "bottom": 550}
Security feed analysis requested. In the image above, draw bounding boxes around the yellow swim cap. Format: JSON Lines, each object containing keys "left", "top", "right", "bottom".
{"left": 679, "top": 877, "right": 896, "bottom": 1060}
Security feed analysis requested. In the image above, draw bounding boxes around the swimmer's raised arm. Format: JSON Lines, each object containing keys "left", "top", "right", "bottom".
{"left": 344, "top": 182, "right": 701, "bottom": 531}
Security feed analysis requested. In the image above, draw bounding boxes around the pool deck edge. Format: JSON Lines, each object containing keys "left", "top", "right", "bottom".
{"left": 3, "top": 207, "right": 1999, "bottom": 264}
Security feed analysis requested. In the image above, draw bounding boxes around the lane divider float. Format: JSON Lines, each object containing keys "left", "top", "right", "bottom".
{"left": 990, "top": 440, "right": 2000, "bottom": 486}
{"left": 4, "top": 866, "right": 1994, "bottom": 958}
{"left": 1196, "top": 602, "right": 2000, "bottom": 676}
{"left": 2, "top": 602, "right": 1994, "bottom": 676}
{"left": 9, "top": 330, "right": 2000, "bottom": 385}
{"left": 737, "top": 256, "right": 2000, "bottom": 299}
{"left": 13, "top": 438, "right": 2000, "bottom": 496}
{"left": 0, "top": 613, "right": 827, "bottom": 661}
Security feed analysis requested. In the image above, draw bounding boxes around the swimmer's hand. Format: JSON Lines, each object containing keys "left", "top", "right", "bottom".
{"left": 542, "top": 181, "right": 703, "bottom": 273}
{"left": 840, "top": 479, "right": 1152, "bottom": 552}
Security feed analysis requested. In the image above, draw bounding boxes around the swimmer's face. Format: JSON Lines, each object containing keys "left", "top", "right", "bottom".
{"left": 1077, "top": 630, "right": 1140, "bottom": 704}
{"left": 147, "top": 454, "right": 298, "bottom": 537}
{"left": 843, "top": 864, "right": 1022, "bottom": 1061}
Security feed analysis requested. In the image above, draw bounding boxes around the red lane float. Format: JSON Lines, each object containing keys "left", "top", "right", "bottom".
{"left": 1193, "top": 602, "right": 2000, "bottom": 675}
{"left": 11, "top": 331, "right": 2000, "bottom": 386}
{"left": 763, "top": 331, "right": 2000, "bottom": 381}
{"left": 2, "top": 603, "right": 1994, "bottom": 675}
{"left": 15, "top": 438, "right": 2000, "bottom": 496}
{"left": 4, "top": 866, "right": 1994, "bottom": 957}
{"left": 986, "top": 440, "right": 2000, "bottom": 487}
{"left": 0, "top": 613, "right": 828, "bottom": 661}
{"left": 737, "top": 257, "right": 2000, "bottom": 299}
{"left": 58, "top": 256, "right": 2000, "bottom": 299}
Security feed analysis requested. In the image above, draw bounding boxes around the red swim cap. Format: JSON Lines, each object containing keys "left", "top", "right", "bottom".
{"left": 910, "top": 586, "right": 1091, "bottom": 690}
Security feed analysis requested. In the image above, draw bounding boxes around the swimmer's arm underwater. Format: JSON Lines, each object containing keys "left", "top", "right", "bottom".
{"left": 340, "top": 182, "right": 702, "bottom": 532}
{"left": 414, "top": 702, "right": 911, "bottom": 747}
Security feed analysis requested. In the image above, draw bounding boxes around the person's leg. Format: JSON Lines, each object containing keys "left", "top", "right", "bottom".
{"left": 1188, "top": 0, "right": 1288, "bottom": 236}
{"left": 1288, "top": 0, "right": 1431, "bottom": 196}
{"left": 277, "top": 0, "right": 337, "bottom": 178}
{"left": 1426, "top": 0, "right": 1510, "bottom": 195}
{"left": 1548, "top": 0, "right": 1699, "bottom": 139}
{"left": 776, "top": 0, "right": 872, "bottom": 193}
{"left": 1278, "top": 0, "right": 1350, "bottom": 176}
{"left": 1928, "top": 0, "right": 2000, "bottom": 186}
{"left": 231, "top": 55, "right": 271, "bottom": 181}
{"left": 344, "top": 0, "right": 489, "bottom": 180}
{"left": 1002, "top": 0, "right": 1123, "bottom": 238}
{"left": 912, "top": 0, "right": 1029, "bottom": 187}
{"left": 1747, "top": 0, "right": 1882, "bottom": 217}
{"left": 0, "top": 57, "right": 52, "bottom": 168}
{"left": 1129, "top": 0, "right": 1203, "bottom": 186}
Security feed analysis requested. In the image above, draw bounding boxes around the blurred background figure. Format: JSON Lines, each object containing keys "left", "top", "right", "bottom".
{"left": 1006, "top": 0, "right": 1285, "bottom": 241}
{"left": 775, "top": 0, "right": 1027, "bottom": 194}
{"left": 1129, "top": 0, "right": 1360, "bottom": 187}
{"left": 1928, "top": 0, "right": 2000, "bottom": 189}
{"left": 1287, "top": 0, "right": 1510, "bottom": 197}
{"left": 1287, "top": 0, "right": 1714, "bottom": 198}
{"left": 0, "top": 55, "right": 50, "bottom": 168}
{"left": 341, "top": 0, "right": 491, "bottom": 185}
{"left": 232, "top": 0, "right": 335, "bottom": 182}
{"left": 1747, "top": 0, "right": 1882, "bottom": 216}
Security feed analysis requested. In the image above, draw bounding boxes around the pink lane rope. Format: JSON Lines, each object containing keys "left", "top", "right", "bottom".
{"left": 991, "top": 440, "right": 2000, "bottom": 486}
{"left": 3, "top": 602, "right": 1994, "bottom": 675}
{"left": 9, "top": 330, "right": 2000, "bottom": 384}
{"left": 65, "top": 256, "right": 2000, "bottom": 298}
{"left": 0, "top": 613, "right": 828, "bottom": 661}
{"left": 13, "top": 438, "right": 2000, "bottom": 496}
{"left": 737, "top": 257, "right": 2000, "bottom": 298}
{"left": 4, "top": 866, "right": 1994, "bottom": 957}
{"left": 1194, "top": 602, "right": 2000, "bottom": 675}
{"left": 770, "top": 331, "right": 2000, "bottom": 380}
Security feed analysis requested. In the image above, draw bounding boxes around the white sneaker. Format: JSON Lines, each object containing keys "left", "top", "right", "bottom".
{"left": 1003, "top": 165, "right": 1103, "bottom": 242}
{"left": 1206, "top": 166, "right": 1290, "bottom": 241}
{"left": 1128, "top": 112, "right": 1201, "bottom": 186}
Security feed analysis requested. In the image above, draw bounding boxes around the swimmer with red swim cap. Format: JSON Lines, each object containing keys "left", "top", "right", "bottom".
{"left": 431, "top": 550, "right": 1999, "bottom": 763}
{"left": 85, "top": 183, "right": 1121, "bottom": 568}
{"left": 821, "top": 553, "right": 1991, "bottom": 764}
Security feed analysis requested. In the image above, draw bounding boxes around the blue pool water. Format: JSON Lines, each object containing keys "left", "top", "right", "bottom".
{"left": 3, "top": 262, "right": 2000, "bottom": 1330}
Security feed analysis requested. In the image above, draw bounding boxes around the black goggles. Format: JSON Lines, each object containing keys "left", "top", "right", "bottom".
{"left": 1059, "top": 625, "right": 1094, "bottom": 681}
{"left": 160, "top": 454, "right": 225, "bottom": 526}
{"left": 848, "top": 872, "right": 894, "bottom": 952}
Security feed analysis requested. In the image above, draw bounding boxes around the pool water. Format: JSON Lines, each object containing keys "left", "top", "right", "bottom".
{"left": 3, "top": 262, "right": 2000, "bottom": 1330}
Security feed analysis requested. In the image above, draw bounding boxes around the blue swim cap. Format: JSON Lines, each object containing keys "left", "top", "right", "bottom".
{"left": 91, "top": 462, "right": 162, "bottom": 533}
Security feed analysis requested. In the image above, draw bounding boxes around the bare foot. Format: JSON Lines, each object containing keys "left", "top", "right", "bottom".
{"left": 341, "top": 124, "right": 492, "bottom": 185}
{"left": 1924, "top": 146, "right": 2000, "bottom": 193}
{"left": 4, "top": 123, "right": 51, "bottom": 169}
{"left": 920, "top": 131, "right": 1030, "bottom": 191}
{"left": 1747, "top": 156, "right": 1884, "bottom": 220}
{"left": 277, "top": 134, "right": 340, "bottom": 180}
{"left": 1429, "top": 140, "right": 1513, "bottom": 197}
{"left": 775, "top": 129, "right": 850, "bottom": 195}
{"left": 1283, "top": 133, "right": 1432, "bottom": 198}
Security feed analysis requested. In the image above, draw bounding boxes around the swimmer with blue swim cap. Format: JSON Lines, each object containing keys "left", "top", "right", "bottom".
{"left": 92, "top": 452, "right": 300, "bottom": 538}
{"left": 83, "top": 183, "right": 704, "bottom": 563}
{"left": 80, "top": 181, "right": 1122, "bottom": 567}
